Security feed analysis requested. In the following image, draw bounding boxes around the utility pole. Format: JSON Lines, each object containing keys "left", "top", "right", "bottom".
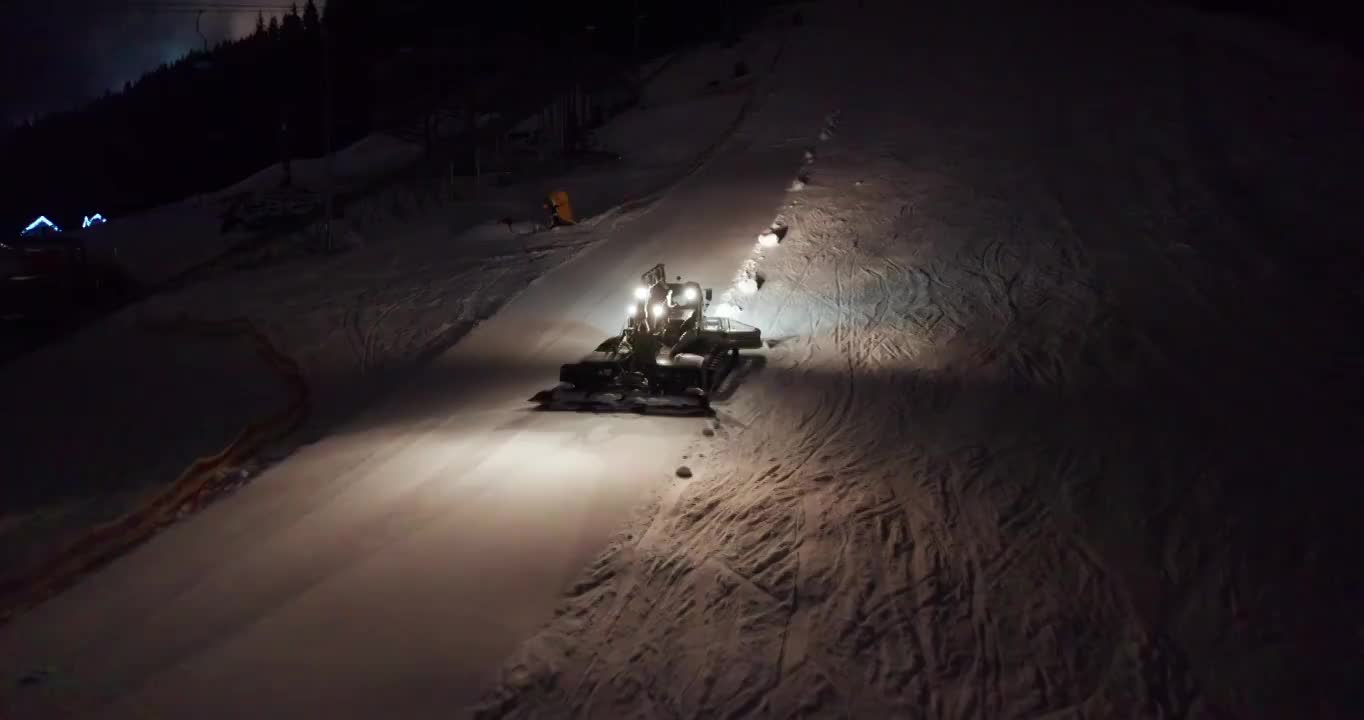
{"left": 321, "top": 24, "right": 335, "bottom": 252}
{"left": 632, "top": 0, "right": 641, "bottom": 77}
{"left": 466, "top": 23, "right": 476, "bottom": 171}
{"left": 196, "top": 9, "right": 208, "bottom": 52}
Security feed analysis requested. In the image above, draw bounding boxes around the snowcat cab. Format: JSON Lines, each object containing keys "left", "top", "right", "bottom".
{"left": 531, "top": 263, "right": 762, "bottom": 413}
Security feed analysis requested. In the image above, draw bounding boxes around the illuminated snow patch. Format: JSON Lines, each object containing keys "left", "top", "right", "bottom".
{"left": 758, "top": 230, "right": 780, "bottom": 247}
{"left": 82, "top": 214, "right": 107, "bottom": 228}
{"left": 711, "top": 302, "right": 741, "bottom": 318}
{"left": 732, "top": 259, "right": 763, "bottom": 295}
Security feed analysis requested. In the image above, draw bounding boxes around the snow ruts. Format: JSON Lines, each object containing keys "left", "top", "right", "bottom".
{"left": 0, "top": 316, "right": 308, "bottom": 627}
{"left": 474, "top": 0, "right": 1363, "bottom": 716}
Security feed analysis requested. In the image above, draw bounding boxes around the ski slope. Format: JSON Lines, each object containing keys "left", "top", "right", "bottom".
{"left": 0, "top": 15, "right": 812, "bottom": 719}
{"left": 477, "top": 2, "right": 1363, "bottom": 718}
{"left": 3, "top": 0, "right": 1361, "bottom": 718}
{"left": 0, "top": 26, "right": 777, "bottom": 593}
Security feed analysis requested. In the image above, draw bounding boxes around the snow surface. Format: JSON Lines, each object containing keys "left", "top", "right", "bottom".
{"left": 75, "top": 133, "right": 426, "bottom": 290}
{"left": 474, "top": 2, "right": 1363, "bottom": 718}
{"left": 2, "top": 0, "right": 1360, "bottom": 716}
{"left": 127, "top": 30, "right": 783, "bottom": 457}
{"left": 0, "top": 321, "right": 287, "bottom": 578}
{"left": 0, "top": 28, "right": 780, "bottom": 591}
{"left": 0, "top": 40, "right": 803, "bottom": 718}
{"left": 215, "top": 133, "right": 426, "bottom": 198}
{"left": 70, "top": 29, "right": 788, "bottom": 293}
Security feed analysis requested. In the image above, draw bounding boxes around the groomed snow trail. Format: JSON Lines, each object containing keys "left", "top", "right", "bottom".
{"left": 476, "top": 2, "right": 1363, "bottom": 718}
{"left": 0, "top": 26, "right": 780, "bottom": 592}
{"left": 0, "top": 12, "right": 812, "bottom": 719}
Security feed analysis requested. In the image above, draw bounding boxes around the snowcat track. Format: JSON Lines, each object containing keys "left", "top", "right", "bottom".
{"left": 699, "top": 347, "right": 739, "bottom": 394}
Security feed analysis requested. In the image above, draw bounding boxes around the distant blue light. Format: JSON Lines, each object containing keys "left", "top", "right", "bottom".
{"left": 83, "top": 213, "right": 108, "bottom": 228}
{"left": 22, "top": 215, "right": 60, "bottom": 235}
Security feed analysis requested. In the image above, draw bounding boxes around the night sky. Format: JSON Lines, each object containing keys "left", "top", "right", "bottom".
{"left": 1, "top": 0, "right": 307, "bottom": 125}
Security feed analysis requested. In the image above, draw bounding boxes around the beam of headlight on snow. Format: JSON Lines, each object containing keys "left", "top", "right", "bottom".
{"left": 711, "top": 302, "right": 741, "bottom": 318}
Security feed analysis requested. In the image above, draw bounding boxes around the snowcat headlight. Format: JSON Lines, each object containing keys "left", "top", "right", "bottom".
{"left": 683, "top": 286, "right": 697, "bottom": 301}
{"left": 651, "top": 303, "right": 665, "bottom": 319}
{"left": 626, "top": 303, "right": 637, "bottom": 316}
{"left": 633, "top": 286, "right": 649, "bottom": 300}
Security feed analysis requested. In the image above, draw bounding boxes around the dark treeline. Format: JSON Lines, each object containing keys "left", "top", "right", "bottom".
{"left": 1181, "top": 0, "right": 1362, "bottom": 51}
{"left": 0, "top": 0, "right": 775, "bottom": 234}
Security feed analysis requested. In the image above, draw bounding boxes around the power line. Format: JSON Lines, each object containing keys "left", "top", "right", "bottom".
{"left": 125, "top": 2, "right": 299, "bottom": 10}
{"left": 118, "top": 2, "right": 302, "bottom": 15}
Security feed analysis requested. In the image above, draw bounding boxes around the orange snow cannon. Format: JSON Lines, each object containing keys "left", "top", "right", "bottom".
{"left": 547, "top": 190, "right": 576, "bottom": 225}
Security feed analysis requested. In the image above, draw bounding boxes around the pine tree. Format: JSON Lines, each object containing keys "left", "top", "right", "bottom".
{"left": 303, "top": 0, "right": 321, "bottom": 34}
{"left": 322, "top": 0, "right": 378, "bottom": 42}
{"left": 283, "top": 3, "right": 303, "bottom": 35}
{"left": 255, "top": 11, "right": 266, "bottom": 36}
{"left": 268, "top": 15, "right": 280, "bottom": 37}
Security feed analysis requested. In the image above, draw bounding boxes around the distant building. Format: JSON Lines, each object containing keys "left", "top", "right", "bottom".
{"left": 20, "top": 215, "right": 61, "bottom": 237}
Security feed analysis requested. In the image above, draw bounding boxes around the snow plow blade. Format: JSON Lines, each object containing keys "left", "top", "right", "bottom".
{"left": 529, "top": 385, "right": 710, "bottom": 415}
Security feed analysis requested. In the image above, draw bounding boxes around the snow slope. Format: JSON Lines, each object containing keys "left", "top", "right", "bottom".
{"left": 0, "top": 28, "right": 782, "bottom": 591}
{"left": 216, "top": 134, "right": 425, "bottom": 198}
{"left": 76, "top": 133, "right": 425, "bottom": 291}
{"left": 67, "top": 29, "right": 786, "bottom": 293}
{"left": 130, "top": 27, "right": 783, "bottom": 458}
{"left": 0, "top": 320, "right": 287, "bottom": 580}
{"left": 0, "top": 18, "right": 810, "bottom": 717}
{"left": 476, "top": 2, "right": 1363, "bottom": 718}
